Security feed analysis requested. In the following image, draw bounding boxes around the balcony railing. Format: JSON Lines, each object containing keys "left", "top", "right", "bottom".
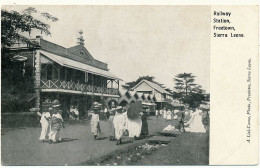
{"left": 40, "top": 80, "right": 119, "bottom": 95}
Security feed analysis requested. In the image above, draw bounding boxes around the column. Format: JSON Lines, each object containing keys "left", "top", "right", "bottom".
{"left": 34, "top": 50, "right": 41, "bottom": 109}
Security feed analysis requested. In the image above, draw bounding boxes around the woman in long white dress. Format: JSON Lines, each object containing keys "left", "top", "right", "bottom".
{"left": 126, "top": 115, "right": 142, "bottom": 139}
{"left": 113, "top": 107, "right": 127, "bottom": 145}
{"left": 185, "top": 108, "right": 206, "bottom": 133}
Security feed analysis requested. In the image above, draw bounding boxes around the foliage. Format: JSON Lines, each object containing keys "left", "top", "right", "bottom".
{"left": 1, "top": 7, "right": 58, "bottom": 112}
{"left": 173, "top": 73, "right": 207, "bottom": 108}
{"left": 1, "top": 7, "right": 58, "bottom": 47}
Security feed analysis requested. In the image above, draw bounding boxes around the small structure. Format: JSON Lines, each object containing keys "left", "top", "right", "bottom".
{"left": 118, "top": 80, "right": 175, "bottom": 111}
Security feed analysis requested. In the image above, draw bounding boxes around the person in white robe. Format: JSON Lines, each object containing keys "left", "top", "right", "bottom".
{"left": 113, "top": 106, "right": 127, "bottom": 145}
{"left": 166, "top": 109, "right": 172, "bottom": 120}
{"left": 37, "top": 111, "right": 51, "bottom": 142}
{"left": 126, "top": 115, "right": 142, "bottom": 140}
{"left": 155, "top": 110, "right": 159, "bottom": 118}
{"left": 74, "top": 107, "right": 79, "bottom": 120}
{"left": 108, "top": 108, "right": 116, "bottom": 141}
{"left": 89, "top": 102, "right": 101, "bottom": 140}
{"left": 162, "top": 107, "right": 167, "bottom": 119}
{"left": 159, "top": 109, "right": 163, "bottom": 117}
{"left": 185, "top": 108, "right": 206, "bottom": 133}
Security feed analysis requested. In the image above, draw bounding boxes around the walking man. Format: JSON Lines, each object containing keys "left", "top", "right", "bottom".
{"left": 89, "top": 102, "right": 101, "bottom": 140}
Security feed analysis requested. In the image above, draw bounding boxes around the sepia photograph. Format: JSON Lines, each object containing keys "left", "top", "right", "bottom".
{"left": 1, "top": 5, "right": 212, "bottom": 166}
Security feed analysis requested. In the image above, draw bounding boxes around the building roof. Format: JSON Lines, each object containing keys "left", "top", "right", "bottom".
{"left": 38, "top": 38, "right": 108, "bottom": 71}
{"left": 119, "top": 86, "right": 128, "bottom": 96}
{"left": 137, "top": 92, "right": 144, "bottom": 98}
{"left": 132, "top": 80, "right": 171, "bottom": 95}
{"left": 40, "top": 50, "right": 120, "bottom": 80}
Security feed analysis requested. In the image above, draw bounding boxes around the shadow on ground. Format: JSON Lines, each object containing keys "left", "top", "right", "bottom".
{"left": 60, "top": 138, "right": 78, "bottom": 143}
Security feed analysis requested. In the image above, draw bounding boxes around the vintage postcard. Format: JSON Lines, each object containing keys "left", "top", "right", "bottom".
{"left": 0, "top": 2, "right": 259, "bottom": 166}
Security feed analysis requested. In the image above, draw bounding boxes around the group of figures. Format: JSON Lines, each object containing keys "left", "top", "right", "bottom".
{"left": 37, "top": 100, "right": 209, "bottom": 145}
{"left": 37, "top": 99, "right": 65, "bottom": 143}
{"left": 89, "top": 102, "right": 149, "bottom": 145}
{"left": 157, "top": 106, "right": 210, "bottom": 133}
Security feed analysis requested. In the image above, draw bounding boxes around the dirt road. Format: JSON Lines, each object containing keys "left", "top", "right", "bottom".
{"left": 1, "top": 116, "right": 171, "bottom": 166}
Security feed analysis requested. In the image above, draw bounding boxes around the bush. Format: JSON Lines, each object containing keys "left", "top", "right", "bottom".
{"left": 1, "top": 113, "right": 39, "bottom": 128}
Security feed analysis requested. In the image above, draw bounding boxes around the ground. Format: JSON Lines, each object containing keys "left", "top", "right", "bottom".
{"left": 1, "top": 116, "right": 209, "bottom": 166}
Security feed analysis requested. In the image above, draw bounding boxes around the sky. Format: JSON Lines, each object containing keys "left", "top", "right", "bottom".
{"left": 4, "top": 5, "right": 210, "bottom": 92}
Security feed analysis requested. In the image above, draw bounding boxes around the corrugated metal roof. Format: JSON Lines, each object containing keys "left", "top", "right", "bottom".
{"left": 40, "top": 50, "right": 121, "bottom": 80}
{"left": 133, "top": 80, "right": 171, "bottom": 95}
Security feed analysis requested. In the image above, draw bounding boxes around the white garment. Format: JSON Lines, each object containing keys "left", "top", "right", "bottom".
{"left": 159, "top": 110, "right": 163, "bottom": 115}
{"left": 166, "top": 110, "right": 172, "bottom": 120}
{"left": 89, "top": 113, "right": 100, "bottom": 136}
{"left": 74, "top": 108, "right": 79, "bottom": 115}
{"left": 126, "top": 116, "right": 142, "bottom": 138}
{"left": 163, "top": 110, "right": 167, "bottom": 119}
{"left": 39, "top": 112, "right": 51, "bottom": 140}
{"left": 113, "top": 112, "right": 127, "bottom": 140}
{"left": 91, "top": 113, "right": 99, "bottom": 122}
{"left": 163, "top": 125, "right": 176, "bottom": 131}
{"left": 49, "top": 129, "right": 62, "bottom": 142}
{"left": 186, "top": 109, "right": 206, "bottom": 133}
{"left": 49, "top": 113, "right": 63, "bottom": 142}
{"left": 155, "top": 110, "right": 158, "bottom": 116}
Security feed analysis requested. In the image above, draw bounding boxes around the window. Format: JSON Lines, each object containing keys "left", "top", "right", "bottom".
{"left": 41, "top": 64, "right": 58, "bottom": 81}
{"left": 60, "top": 67, "right": 66, "bottom": 81}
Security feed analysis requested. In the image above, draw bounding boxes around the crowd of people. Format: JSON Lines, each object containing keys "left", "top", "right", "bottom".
{"left": 155, "top": 106, "right": 210, "bottom": 133}
{"left": 89, "top": 102, "right": 149, "bottom": 145}
{"left": 37, "top": 100, "right": 209, "bottom": 145}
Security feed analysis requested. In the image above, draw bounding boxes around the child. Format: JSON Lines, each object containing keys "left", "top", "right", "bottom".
{"left": 49, "top": 100, "right": 64, "bottom": 143}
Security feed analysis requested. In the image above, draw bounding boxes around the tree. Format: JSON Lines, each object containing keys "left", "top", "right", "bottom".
{"left": 1, "top": 7, "right": 58, "bottom": 48}
{"left": 173, "top": 73, "right": 206, "bottom": 108}
{"left": 1, "top": 7, "right": 58, "bottom": 112}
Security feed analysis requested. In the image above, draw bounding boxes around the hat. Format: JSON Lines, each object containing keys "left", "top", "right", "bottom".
{"left": 111, "top": 104, "right": 116, "bottom": 108}
{"left": 52, "top": 100, "right": 61, "bottom": 107}
{"left": 92, "top": 102, "right": 100, "bottom": 110}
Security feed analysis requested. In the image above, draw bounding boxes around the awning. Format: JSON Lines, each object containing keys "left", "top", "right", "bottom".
{"left": 40, "top": 50, "right": 121, "bottom": 80}
{"left": 170, "top": 102, "right": 184, "bottom": 107}
{"left": 142, "top": 102, "right": 156, "bottom": 106}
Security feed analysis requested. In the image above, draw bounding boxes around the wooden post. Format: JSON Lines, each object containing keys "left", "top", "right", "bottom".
{"left": 34, "top": 50, "right": 41, "bottom": 109}
{"left": 57, "top": 64, "right": 60, "bottom": 81}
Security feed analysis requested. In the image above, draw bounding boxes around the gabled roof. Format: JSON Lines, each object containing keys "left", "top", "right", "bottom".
{"left": 132, "top": 80, "right": 171, "bottom": 95}
{"left": 129, "top": 90, "right": 136, "bottom": 97}
{"left": 39, "top": 39, "right": 108, "bottom": 70}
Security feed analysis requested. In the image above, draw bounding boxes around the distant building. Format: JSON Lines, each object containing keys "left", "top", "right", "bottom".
{"left": 3, "top": 31, "right": 121, "bottom": 117}
{"left": 119, "top": 79, "right": 174, "bottom": 110}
